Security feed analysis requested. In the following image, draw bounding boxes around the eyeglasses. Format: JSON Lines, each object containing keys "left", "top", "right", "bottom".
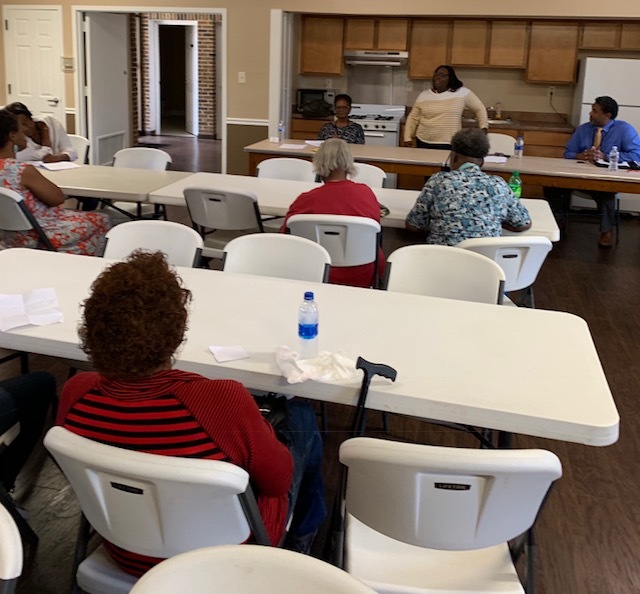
{"left": 335, "top": 104, "right": 351, "bottom": 110}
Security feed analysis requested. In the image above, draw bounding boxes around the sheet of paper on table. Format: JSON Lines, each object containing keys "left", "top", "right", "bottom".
{"left": 40, "top": 161, "right": 82, "bottom": 171}
{"left": 0, "top": 288, "right": 63, "bottom": 332}
{"left": 485, "top": 155, "right": 508, "bottom": 164}
{"left": 279, "top": 143, "right": 306, "bottom": 150}
{"left": 209, "top": 345, "right": 250, "bottom": 363}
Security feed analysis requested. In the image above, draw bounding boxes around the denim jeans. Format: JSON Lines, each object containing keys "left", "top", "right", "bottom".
{"left": 0, "top": 372, "right": 56, "bottom": 490}
{"left": 285, "top": 400, "right": 327, "bottom": 538}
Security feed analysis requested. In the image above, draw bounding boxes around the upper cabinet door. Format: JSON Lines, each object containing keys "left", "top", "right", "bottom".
{"left": 408, "top": 20, "right": 450, "bottom": 79}
{"left": 489, "top": 21, "right": 528, "bottom": 67}
{"left": 345, "top": 18, "right": 376, "bottom": 50}
{"left": 580, "top": 22, "right": 619, "bottom": 49}
{"left": 620, "top": 23, "right": 640, "bottom": 49}
{"left": 376, "top": 19, "right": 408, "bottom": 51}
{"left": 300, "top": 17, "right": 345, "bottom": 75}
{"left": 526, "top": 22, "right": 579, "bottom": 83}
{"left": 450, "top": 20, "right": 488, "bottom": 66}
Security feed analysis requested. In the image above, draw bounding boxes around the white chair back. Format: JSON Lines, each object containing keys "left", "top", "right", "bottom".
{"left": 103, "top": 220, "right": 203, "bottom": 267}
{"left": 286, "top": 214, "right": 380, "bottom": 268}
{"left": 340, "top": 437, "right": 562, "bottom": 551}
{"left": 184, "top": 187, "right": 263, "bottom": 232}
{"left": 457, "top": 236, "right": 553, "bottom": 293}
{"left": 223, "top": 234, "right": 331, "bottom": 283}
{"left": 129, "top": 545, "right": 379, "bottom": 594}
{"left": 383, "top": 244, "right": 506, "bottom": 304}
{"left": 487, "top": 133, "right": 515, "bottom": 156}
{"left": 0, "top": 187, "right": 55, "bottom": 250}
{"left": 43, "top": 427, "right": 265, "bottom": 558}
{"left": 257, "top": 158, "right": 316, "bottom": 182}
{"left": 67, "top": 134, "right": 90, "bottom": 164}
{"left": 113, "top": 148, "right": 172, "bottom": 170}
{"left": 348, "top": 163, "right": 387, "bottom": 188}
{"left": 0, "top": 505, "right": 22, "bottom": 593}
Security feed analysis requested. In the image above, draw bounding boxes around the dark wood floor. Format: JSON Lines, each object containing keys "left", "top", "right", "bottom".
{"left": 4, "top": 152, "right": 640, "bottom": 592}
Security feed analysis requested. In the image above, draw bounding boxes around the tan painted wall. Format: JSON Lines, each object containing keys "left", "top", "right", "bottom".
{"left": 2, "top": 1, "right": 640, "bottom": 120}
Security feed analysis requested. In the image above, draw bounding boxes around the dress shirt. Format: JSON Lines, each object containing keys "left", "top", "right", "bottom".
{"left": 564, "top": 119, "right": 640, "bottom": 162}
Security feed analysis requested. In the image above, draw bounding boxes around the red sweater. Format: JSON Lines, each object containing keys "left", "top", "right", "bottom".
{"left": 282, "top": 180, "right": 386, "bottom": 288}
{"left": 57, "top": 370, "right": 293, "bottom": 577}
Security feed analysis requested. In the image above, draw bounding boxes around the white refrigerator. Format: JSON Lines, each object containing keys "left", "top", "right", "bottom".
{"left": 573, "top": 57, "right": 640, "bottom": 131}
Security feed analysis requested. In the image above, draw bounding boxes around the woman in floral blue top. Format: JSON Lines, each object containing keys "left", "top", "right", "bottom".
{"left": 318, "top": 94, "right": 365, "bottom": 145}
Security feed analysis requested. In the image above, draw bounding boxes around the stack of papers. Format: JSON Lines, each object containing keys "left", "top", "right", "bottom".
{"left": 0, "top": 288, "right": 63, "bottom": 332}
{"left": 40, "top": 161, "right": 82, "bottom": 171}
{"left": 485, "top": 155, "right": 508, "bottom": 164}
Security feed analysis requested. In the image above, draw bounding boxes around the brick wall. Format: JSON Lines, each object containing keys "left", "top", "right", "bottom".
{"left": 132, "top": 12, "right": 220, "bottom": 139}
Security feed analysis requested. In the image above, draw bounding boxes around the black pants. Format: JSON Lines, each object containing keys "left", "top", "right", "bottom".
{"left": 543, "top": 187, "right": 616, "bottom": 232}
{"left": 0, "top": 372, "right": 56, "bottom": 491}
{"left": 416, "top": 139, "right": 452, "bottom": 151}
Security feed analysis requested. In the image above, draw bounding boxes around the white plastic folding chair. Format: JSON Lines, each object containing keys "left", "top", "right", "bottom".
{"left": 103, "top": 220, "right": 203, "bottom": 267}
{"left": 67, "top": 134, "right": 90, "bottom": 164}
{"left": 256, "top": 157, "right": 316, "bottom": 182}
{"left": 184, "top": 187, "right": 264, "bottom": 260}
{"left": 223, "top": 234, "right": 331, "bottom": 283}
{"left": 108, "top": 148, "right": 172, "bottom": 221}
{"left": 487, "top": 133, "right": 516, "bottom": 156}
{"left": 0, "top": 505, "right": 22, "bottom": 594}
{"left": 340, "top": 437, "right": 562, "bottom": 594}
{"left": 129, "top": 544, "right": 378, "bottom": 594}
{"left": 44, "top": 426, "right": 273, "bottom": 594}
{"left": 457, "top": 236, "right": 553, "bottom": 307}
{"left": 383, "top": 244, "right": 506, "bottom": 304}
{"left": 287, "top": 214, "right": 382, "bottom": 287}
{"left": 0, "top": 187, "right": 56, "bottom": 251}
{"left": 348, "top": 164, "right": 387, "bottom": 188}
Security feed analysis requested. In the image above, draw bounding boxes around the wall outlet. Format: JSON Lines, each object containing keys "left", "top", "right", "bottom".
{"left": 547, "top": 86, "right": 555, "bottom": 98}
{"left": 325, "top": 78, "right": 332, "bottom": 89}
{"left": 238, "top": 71, "right": 246, "bottom": 84}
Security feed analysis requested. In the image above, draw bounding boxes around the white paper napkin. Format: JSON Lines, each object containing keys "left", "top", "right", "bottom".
{"left": 209, "top": 345, "right": 250, "bottom": 363}
{"left": 275, "top": 345, "right": 358, "bottom": 384}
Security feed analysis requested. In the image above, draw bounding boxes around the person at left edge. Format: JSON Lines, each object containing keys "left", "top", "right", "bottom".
{"left": 5, "top": 102, "right": 78, "bottom": 163}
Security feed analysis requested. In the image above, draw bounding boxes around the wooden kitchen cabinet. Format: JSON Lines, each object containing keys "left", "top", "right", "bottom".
{"left": 488, "top": 21, "right": 528, "bottom": 67}
{"left": 620, "top": 23, "right": 640, "bottom": 49}
{"left": 526, "top": 22, "right": 579, "bottom": 83}
{"left": 580, "top": 22, "right": 619, "bottom": 49}
{"left": 300, "top": 16, "right": 344, "bottom": 75}
{"left": 408, "top": 20, "right": 450, "bottom": 79}
{"left": 345, "top": 18, "right": 408, "bottom": 51}
{"left": 450, "top": 20, "right": 488, "bottom": 66}
{"left": 522, "top": 130, "right": 570, "bottom": 158}
{"left": 290, "top": 117, "right": 329, "bottom": 140}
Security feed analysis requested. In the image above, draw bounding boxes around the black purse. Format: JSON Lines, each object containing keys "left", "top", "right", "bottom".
{"left": 253, "top": 392, "right": 290, "bottom": 445}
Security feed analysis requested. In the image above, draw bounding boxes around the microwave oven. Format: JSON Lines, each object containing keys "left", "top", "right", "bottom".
{"left": 296, "top": 88, "right": 336, "bottom": 111}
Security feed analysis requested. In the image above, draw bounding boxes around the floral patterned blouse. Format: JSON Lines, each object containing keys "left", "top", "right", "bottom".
{"left": 317, "top": 121, "right": 365, "bottom": 144}
{"left": 0, "top": 158, "right": 110, "bottom": 256}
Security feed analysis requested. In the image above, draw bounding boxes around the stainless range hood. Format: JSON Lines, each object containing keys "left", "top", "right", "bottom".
{"left": 344, "top": 50, "right": 408, "bottom": 67}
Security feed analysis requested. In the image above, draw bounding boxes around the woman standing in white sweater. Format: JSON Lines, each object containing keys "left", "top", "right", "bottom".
{"left": 404, "top": 65, "right": 488, "bottom": 150}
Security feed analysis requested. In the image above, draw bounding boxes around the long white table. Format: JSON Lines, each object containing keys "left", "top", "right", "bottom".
{"left": 40, "top": 165, "right": 192, "bottom": 202}
{"left": 148, "top": 172, "right": 560, "bottom": 241}
{"left": 0, "top": 248, "right": 618, "bottom": 446}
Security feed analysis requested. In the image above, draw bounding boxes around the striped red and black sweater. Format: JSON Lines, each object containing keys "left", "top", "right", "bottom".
{"left": 56, "top": 369, "right": 293, "bottom": 577}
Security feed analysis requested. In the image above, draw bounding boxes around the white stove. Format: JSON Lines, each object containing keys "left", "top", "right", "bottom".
{"left": 349, "top": 104, "right": 405, "bottom": 188}
{"left": 349, "top": 104, "right": 405, "bottom": 139}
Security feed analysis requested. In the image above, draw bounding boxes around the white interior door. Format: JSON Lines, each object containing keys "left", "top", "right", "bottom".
{"left": 185, "top": 25, "right": 198, "bottom": 135}
{"left": 84, "top": 12, "right": 130, "bottom": 165}
{"left": 2, "top": 7, "right": 65, "bottom": 121}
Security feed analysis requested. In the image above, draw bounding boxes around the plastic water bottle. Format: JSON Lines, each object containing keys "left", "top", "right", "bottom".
{"left": 508, "top": 171, "right": 523, "bottom": 199}
{"left": 608, "top": 145, "right": 619, "bottom": 172}
{"left": 278, "top": 120, "right": 286, "bottom": 143}
{"left": 514, "top": 136, "right": 524, "bottom": 159}
{"left": 298, "top": 291, "right": 319, "bottom": 359}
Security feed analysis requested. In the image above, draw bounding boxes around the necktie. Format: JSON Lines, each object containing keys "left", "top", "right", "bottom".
{"left": 593, "top": 127, "right": 603, "bottom": 149}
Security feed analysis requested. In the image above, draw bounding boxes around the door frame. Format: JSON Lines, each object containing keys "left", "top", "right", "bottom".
{"left": 73, "top": 5, "right": 226, "bottom": 172}
{"left": 2, "top": 5, "right": 65, "bottom": 120}
{"left": 149, "top": 19, "right": 198, "bottom": 136}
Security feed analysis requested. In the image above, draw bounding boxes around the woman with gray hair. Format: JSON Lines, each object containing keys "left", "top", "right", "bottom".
{"left": 282, "top": 139, "right": 385, "bottom": 288}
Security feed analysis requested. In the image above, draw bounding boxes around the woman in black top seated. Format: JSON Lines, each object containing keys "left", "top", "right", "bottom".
{"left": 318, "top": 94, "right": 365, "bottom": 144}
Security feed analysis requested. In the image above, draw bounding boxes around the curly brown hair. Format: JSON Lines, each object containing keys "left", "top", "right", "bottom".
{"left": 79, "top": 250, "right": 192, "bottom": 379}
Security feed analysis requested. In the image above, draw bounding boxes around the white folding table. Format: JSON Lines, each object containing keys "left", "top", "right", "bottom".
{"left": 0, "top": 248, "right": 617, "bottom": 446}
{"left": 148, "top": 172, "right": 560, "bottom": 240}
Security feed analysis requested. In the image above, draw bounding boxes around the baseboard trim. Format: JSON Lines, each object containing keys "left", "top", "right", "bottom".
{"left": 226, "top": 118, "right": 268, "bottom": 127}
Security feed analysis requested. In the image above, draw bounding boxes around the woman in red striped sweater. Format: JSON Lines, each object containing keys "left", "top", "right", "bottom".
{"left": 56, "top": 251, "right": 325, "bottom": 576}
